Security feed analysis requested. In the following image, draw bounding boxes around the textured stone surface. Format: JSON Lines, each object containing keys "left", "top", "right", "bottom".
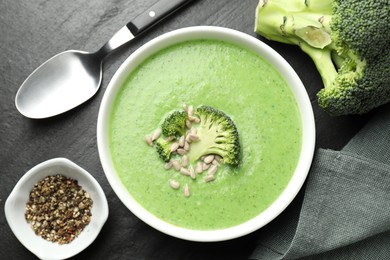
{"left": 0, "top": 0, "right": 371, "bottom": 259}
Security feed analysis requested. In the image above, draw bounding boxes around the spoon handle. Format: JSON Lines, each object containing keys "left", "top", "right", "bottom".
{"left": 127, "top": 0, "right": 196, "bottom": 36}
{"left": 98, "top": 0, "right": 196, "bottom": 57}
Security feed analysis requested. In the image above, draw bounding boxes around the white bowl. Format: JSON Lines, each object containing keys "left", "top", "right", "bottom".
{"left": 97, "top": 26, "right": 315, "bottom": 242}
{"left": 4, "top": 158, "right": 109, "bottom": 260}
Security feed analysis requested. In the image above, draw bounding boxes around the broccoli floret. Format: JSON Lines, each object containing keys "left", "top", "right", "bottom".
{"left": 186, "top": 106, "right": 241, "bottom": 167}
{"left": 155, "top": 138, "right": 172, "bottom": 162}
{"left": 255, "top": 0, "right": 390, "bottom": 115}
{"left": 161, "top": 110, "right": 188, "bottom": 137}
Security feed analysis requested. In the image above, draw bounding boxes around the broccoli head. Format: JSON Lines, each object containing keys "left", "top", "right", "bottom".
{"left": 255, "top": 0, "right": 390, "bottom": 115}
{"left": 161, "top": 110, "right": 188, "bottom": 137}
{"left": 186, "top": 106, "right": 241, "bottom": 167}
{"left": 155, "top": 137, "right": 172, "bottom": 162}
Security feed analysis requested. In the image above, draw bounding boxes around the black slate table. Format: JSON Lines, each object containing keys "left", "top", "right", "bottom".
{"left": 0, "top": 0, "right": 372, "bottom": 259}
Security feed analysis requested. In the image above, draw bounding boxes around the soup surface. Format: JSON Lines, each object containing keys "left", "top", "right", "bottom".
{"left": 109, "top": 39, "right": 302, "bottom": 229}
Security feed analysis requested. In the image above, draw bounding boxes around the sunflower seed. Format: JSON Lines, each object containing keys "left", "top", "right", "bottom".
{"left": 207, "top": 165, "right": 218, "bottom": 175}
{"left": 186, "top": 119, "right": 192, "bottom": 129}
{"left": 196, "top": 162, "right": 203, "bottom": 173}
{"left": 179, "top": 136, "right": 185, "bottom": 147}
{"left": 188, "top": 134, "right": 200, "bottom": 142}
{"left": 151, "top": 129, "right": 161, "bottom": 141}
{"left": 189, "top": 166, "right": 196, "bottom": 179}
{"left": 190, "top": 128, "right": 197, "bottom": 135}
{"left": 188, "top": 105, "right": 194, "bottom": 117}
{"left": 171, "top": 160, "right": 180, "bottom": 171}
{"left": 180, "top": 167, "right": 190, "bottom": 176}
{"left": 164, "top": 161, "right": 173, "bottom": 170}
{"left": 215, "top": 155, "right": 223, "bottom": 163}
{"left": 170, "top": 142, "right": 179, "bottom": 152}
{"left": 183, "top": 141, "right": 190, "bottom": 151}
{"left": 205, "top": 175, "right": 215, "bottom": 182}
{"left": 183, "top": 184, "right": 190, "bottom": 197}
{"left": 190, "top": 116, "right": 200, "bottom": 122}
{"left": 182, "top": 155, "right": 189, "bottom": 167}
{"left": 177, "top": 148, "right": 187, "bottom": 156}
{"left": 169, "top": 179, "right": 180, "bottom": 189}
{"left": 204, "top": 155, "right": 214, "bottom": 164}
{"left": 212, "top": 159, "right": 220, "bottom": 166}
{"left": 144, "top": 135, "right": 153, "bottom": 146}
{"left": 318, "top": 15, "right": 325, "bottom": 24}
{"left": 202, "top": 163, "right": 211, "bottom": 170}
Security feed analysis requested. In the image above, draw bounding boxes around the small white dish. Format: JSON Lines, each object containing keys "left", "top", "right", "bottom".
{"left": 4, "top": 158, "right": 109, "bottom": 260}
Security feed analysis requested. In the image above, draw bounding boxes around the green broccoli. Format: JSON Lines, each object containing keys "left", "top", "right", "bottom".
{"left": 186, "top": 106, "right": 241, "bottom": 167}
{"left": 255, "top": 0, "right": 390, "bottom": 115}
{"left": 161, "top": 110, "right": 188, "bottom": 137}
{"left": 154, "top": 137, "right": 172, "bottom": 162}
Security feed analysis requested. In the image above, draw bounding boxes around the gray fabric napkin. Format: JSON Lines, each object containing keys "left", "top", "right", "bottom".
{"left": 250, "top": 105, "right": 390, "bottom": 259}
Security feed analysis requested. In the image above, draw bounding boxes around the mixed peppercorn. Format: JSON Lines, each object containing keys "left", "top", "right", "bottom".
{"left": 25, "top": 175, "right": 93, "bottom": 244}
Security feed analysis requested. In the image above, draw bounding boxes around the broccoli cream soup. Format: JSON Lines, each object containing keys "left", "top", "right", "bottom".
{"left": 109, "top": 39, "right": 302, "bottom": 230}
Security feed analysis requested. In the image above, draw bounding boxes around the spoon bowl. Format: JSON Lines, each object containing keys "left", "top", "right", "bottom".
{"left": 15, "top": 51, "right": 102, "bottom": 119}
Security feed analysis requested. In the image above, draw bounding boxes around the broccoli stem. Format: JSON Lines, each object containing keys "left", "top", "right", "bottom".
{"left": 186, "top": 122, "right": 219, "bottom": 163}
{"left": 255, "top": 0, "right": 337, "bottom": 89}
{"left": 300, "top": 43, "right": 337, "bottom": 89}
{"left": 331, "top": 50, "right": 345, "bottom": 70}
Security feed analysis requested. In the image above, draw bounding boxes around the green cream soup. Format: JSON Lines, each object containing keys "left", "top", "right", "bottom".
{"left": 109, "top": 39, "right": 302, "bottom": 230}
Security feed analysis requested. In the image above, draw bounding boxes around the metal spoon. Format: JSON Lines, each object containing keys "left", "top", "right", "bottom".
{"left": 15, "top": 0, "right": 195, "bottom": 119}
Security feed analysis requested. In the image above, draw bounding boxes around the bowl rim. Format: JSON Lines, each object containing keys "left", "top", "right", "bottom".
{"left": 97, "top": 25, "right": 316, "bottom": 242}
{"left": 4, "top": 157, "right": 109, "bottom": 260}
